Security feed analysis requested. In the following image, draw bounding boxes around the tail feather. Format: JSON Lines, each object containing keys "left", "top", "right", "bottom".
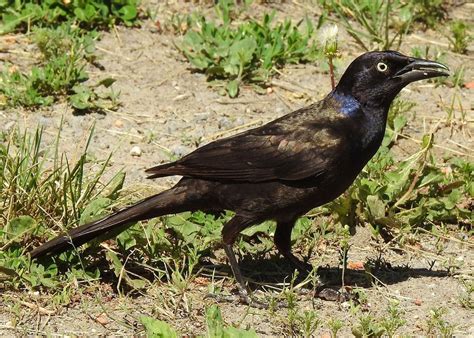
{"left": 30, "top": 189, "right": 187, "bottom": 258}
{"left": 145, "top": 162, "right": 190, "bottom": 179}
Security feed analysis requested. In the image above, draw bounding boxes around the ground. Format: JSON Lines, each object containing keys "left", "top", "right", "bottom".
{"left": 0, "top": 1, "right": 473, "bottom": 336}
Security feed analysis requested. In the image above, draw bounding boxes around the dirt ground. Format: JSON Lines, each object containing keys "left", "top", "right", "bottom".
{"left": 0, "top": 1, "right": 473, "bottom": 336}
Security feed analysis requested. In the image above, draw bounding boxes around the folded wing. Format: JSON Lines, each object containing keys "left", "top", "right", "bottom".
{"left": 145, "top": 113, "right": 346, "bottom": 183}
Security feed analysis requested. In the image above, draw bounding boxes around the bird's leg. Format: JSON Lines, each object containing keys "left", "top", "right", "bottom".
{"left": 208, "top": 215, "right": 268, "bottom": 308}
{"left": 223, "top": 244, "right": 252, "bottom": 303}
{"left": 274, "top": 220, "right": 312, "bottom": 273}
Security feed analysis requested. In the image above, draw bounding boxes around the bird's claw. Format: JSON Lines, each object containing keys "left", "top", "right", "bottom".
{"left": 205, "top": 290, "right": 286, "bottom": 309}
{"left": 316, "top": 287, "right": 355, "bottom": 302}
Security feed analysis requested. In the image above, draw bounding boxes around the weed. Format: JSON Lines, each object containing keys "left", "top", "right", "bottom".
{"left": 327, "top": 318, "right": 344, "bottom": 337}
{"left": 0, "top": 24, "right": 118, "bottom": 111}
{"left": 426, "top": 307, "right": 456, "bottom": 337}
{"left": 323, "top": 0, "right": 412, "bottom": 50}
{"left": 299, "top": 310, "right": 322, "bottom": 338}
{"left": 451, "top": 65, "right": 465, "bottom": 88}
{"left": 205, "top": 304, "right": 258, "bottom": 337}
{"left": 0, "top": 126, "right": 123, "bottom": 289}
{"left": 447, "top": 20, "right": 472, "bottom": 54}
{"left": 323, "top": 0, "right": 448, "bottom": 50}
{"left": 380, "top": 300, "right": 406, "bottom": 337}
{"left": 140, "top": 315, "right": 179, "bottom": 337}
{"left": 458, "top": 280, "right": 474, "bottom": 310}
{"left": 176, "top": 8, "right": 319, "bottom": 97}
{"left": 352, "top": 312, "right": 385, "bottom": 337}
{"left": 319, "top": 23, "right": 340, "bottom": 89}
{"left": 324, "top": 128, "right": 473, "bottom": 248}
{"left": 0, "top": 0, "right": 140, "bottom": 34}
{"left": 407, "top": 0, "right": 446, "bottom": 29}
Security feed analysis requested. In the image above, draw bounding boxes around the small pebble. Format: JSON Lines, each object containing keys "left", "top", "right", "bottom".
{"left": 276, "top": 106, "right": 285, "bottom": 115}
{"left": 235, "top": 117, "right": 245, "bottom": 126}
{"left": 114, "top": 119, "right": 124, "bottom": 128}
{"left": 167, "top": 121, "right": 178, "bottom": 134}
{"left": 193, "top": 111, "right": 210, "bottom": 121}
{"left": 218, "top": 117, "right": 232, "bottom": 129}
{"left": 414, "top": 298, "right": 422, "bottom": 306}
{"left": 171, "top": 144, "right": 191, "bottom": 157}
{"left": 130, "top": 127, "right": 140, "bottom": 135}
{"left": 4, "top": 120, "right": 15, "bottom": 131}
{"left": 130, "top": 146, "right": 142, "bottom": 157}
{"left": 266, "top": 87, "right": 273, "bottom": 94}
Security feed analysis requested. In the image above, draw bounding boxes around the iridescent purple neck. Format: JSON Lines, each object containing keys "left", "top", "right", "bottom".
{"left": 329, "top": 91, "right": 361, "bottom": 117}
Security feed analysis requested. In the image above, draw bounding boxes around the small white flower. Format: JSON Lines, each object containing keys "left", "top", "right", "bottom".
{"left": 319, "top": 24, "right": 339, "bottom": 46}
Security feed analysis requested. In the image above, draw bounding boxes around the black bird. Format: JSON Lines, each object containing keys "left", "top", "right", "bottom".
{"left": 31, "top": 51, "right": 448, "bottom": 302}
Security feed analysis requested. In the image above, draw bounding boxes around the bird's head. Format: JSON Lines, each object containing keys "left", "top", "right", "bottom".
{"left": 334, "top": 51, "right": 449, "bottom": 108}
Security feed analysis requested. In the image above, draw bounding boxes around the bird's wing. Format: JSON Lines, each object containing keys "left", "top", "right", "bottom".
{"left": 146, "top": 112, "right": 347, "bottom": 183}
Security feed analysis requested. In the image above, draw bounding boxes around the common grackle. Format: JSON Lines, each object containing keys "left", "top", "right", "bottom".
{"left": 30, "top": 51, "right": 449, "bottom": 303}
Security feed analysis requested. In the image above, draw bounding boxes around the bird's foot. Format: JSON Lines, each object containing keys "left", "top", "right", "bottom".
{"left": 206, "top": 290, "right": 268, "bottom": 309}
{"left": 206, "top": 288, "right": 288, "bottom": 309}
{"left": 315, "top": 286, "right": 356, "bottom": 302}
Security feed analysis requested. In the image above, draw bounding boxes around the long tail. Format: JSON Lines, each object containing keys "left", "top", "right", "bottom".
{"left": 30, "top": 186, "right": 194, "bottom": 258}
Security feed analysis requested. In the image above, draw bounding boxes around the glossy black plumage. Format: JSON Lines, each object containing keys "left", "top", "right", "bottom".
{"left": 30, "top": 51, "right": 449, "bottom": 296}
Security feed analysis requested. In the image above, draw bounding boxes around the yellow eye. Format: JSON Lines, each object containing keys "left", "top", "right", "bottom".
{"left": 377, "top": 62, "right": 388, "bottom": 72}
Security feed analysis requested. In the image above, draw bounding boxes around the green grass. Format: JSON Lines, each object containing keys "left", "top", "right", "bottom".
{"left": 320, "top": 0, "right": 447, "bottom": 51}
{"left": 447, "top": 20, "right": 472, "bottom": 54}
{"left": 0, "top": 126, "right": 124, "bottom": 289}
{"left": 0, "top": 24, "right": 119, "bottom": 111}
{"left": 0, "top": 0, "right": 140, "bottom": 34}
{"left": 140, "top": 305, "right": 258, "bottom": 337}
{"left": 0, "top": 0, "right": 136, "bottom": 112}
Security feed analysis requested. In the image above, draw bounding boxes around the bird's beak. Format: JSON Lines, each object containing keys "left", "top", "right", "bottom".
{"left": 393, "top": 59, "right": 450, "bottom": 83}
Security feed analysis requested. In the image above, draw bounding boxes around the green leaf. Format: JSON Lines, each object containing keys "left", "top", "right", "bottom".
{"left": 393, "top": 114, "right": 407, "bottom": 133}
{"left": 139, "top": 316, "right": 178, "bottom": 338}
{"left": 227, "top": 80, "right": 239, "bottom": 97}
{"left": 73, "top": 8, "right": 86, "bottom": 21}
{"left": 206, "top": 305, "right": 224, "bottom": 337}
{"left": 117, "top": 228, "right": 138, "bottom": 251}
{"left": 229, "top": 37, "right": 257, "bottom": 65}
{"left": 105, "top": 251, "right": 147, "bottom": 289}
{"left": 367, "top": 195, "right": 385, "bottom": 219}
{"left": 80, "top": 197, "right": 112, "bottom": 225}
{"left": 241, "top": 221, "right": 274, "bottom": 237}
{"left": 189, "top": 56, "right": 211, "bottom": 70}
{"left": 104, "top": 172, "right": 125, "bottom": 200}
{"left": 70, "top": 85, "right": 93, "bottom": 110}
{"left": 96, "top": 78, "right": 116, "bottom": 88}
{"left": 166, "top": 214, "right": 201, "bottom": 243}
{"left": 5, "top": 216, "right": 36, "bottom": 239}
{"left": 118, "top": 5, "right": 138, "bottom": 22}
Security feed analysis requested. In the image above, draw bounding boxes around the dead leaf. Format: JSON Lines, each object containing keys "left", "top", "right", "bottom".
{"left": 96, "top": 313, "right": 109, "bottom": 325}
{"left": 348, "top": 261, "right": 365, "bottom": 270}
{"left": 464, "top": 81, "right": 474, "bottom": 89}
{"left": 193, "top": 277, "right": 209, "bottom": 286}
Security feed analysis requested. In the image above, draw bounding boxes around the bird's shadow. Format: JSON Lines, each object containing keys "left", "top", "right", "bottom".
{"left": 32, "top": 251, "right": 450, "bottom": 297}
{"left": 223, "top": 254, "right": 451, "bottom": 291}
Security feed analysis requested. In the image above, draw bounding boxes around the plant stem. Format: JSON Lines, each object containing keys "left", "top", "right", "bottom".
{"left": 329, "top": 56, "right": 335, "bottom": 90}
